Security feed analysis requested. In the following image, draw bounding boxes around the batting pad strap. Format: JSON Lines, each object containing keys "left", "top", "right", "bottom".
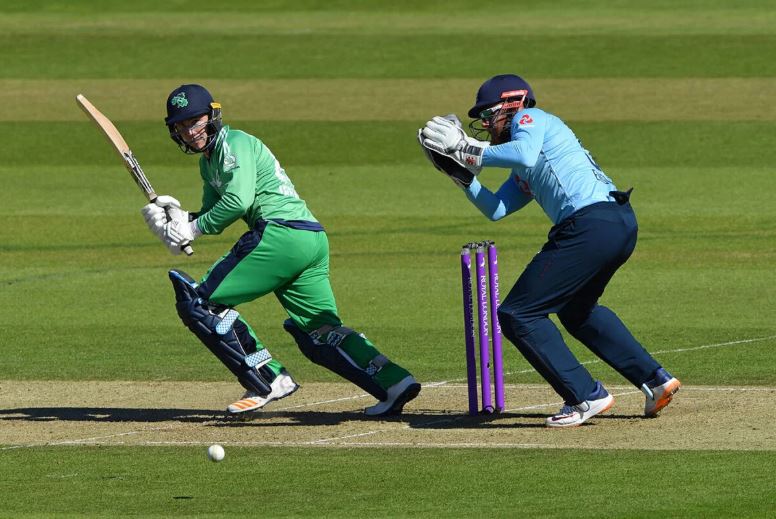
{"left": 310, "top": 324, "right": 356, "bottom": 347}
{"left": 311, "top": 325, "right": 388, "bottom": 375}
{"left": 215, "top": 309, "right": 239, "bottom": 335}
{"left": 308, "top": 324, "right": 333, "bottom": 344}
{"left": 245, "top": 349, "right": 272, "bottom": 369}
{"left": 366, "top": 354, "right": 389, "bottom": 376}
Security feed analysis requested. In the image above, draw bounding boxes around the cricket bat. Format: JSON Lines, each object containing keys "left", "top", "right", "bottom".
{"left": 75, "top": 94, "right": 194, "bottom": 256}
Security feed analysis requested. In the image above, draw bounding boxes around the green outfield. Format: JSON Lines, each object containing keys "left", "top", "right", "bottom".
{"left": 1, "top": 1, "right": 775, "bottom": 517}
{"left": 3, "top": 447, "right": 775, "bottom": 517}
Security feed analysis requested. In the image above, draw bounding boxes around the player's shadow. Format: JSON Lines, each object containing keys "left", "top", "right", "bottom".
{"left": 213, "top": 410, "right": 382, "bottom": 427}
{"left": 404, "top": 411, "right": 550, "bottom": 429}
{"left": 214, "top": 410, "right": 553, "bottom": 429}
{"left": 0, "top": 407, "right": 222, "bottom": 423}
{"left": 0, "top": 407, "right": 641, "bottom": 428}
{"left": 0, "top": 407, "right": 441, "bottom": 426}
{"left": 416, "top": 411, "right": 642, "bottom": 428}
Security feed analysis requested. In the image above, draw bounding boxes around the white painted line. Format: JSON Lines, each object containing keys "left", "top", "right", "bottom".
{"left": 308, "top": 430, "right": 385, "bottom": 444}
{"left": 681, "top": 386, "right": 776, "bottom": 392}
{"left": 79, "top": 439, "right": 560, "bottom": 449}
{"left": 50, "top": 425, "right": 177, "bottom": 445}
{"left": 0, "top": 425, "right": 177, "bottom": 451}
{"left": 426, "top": 334, "right": 776, "bottom": 387}
{"left": 652, "top": 335, "right": 776, "bottom": 355}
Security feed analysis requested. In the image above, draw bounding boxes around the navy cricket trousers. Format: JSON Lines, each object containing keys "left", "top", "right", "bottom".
{"left": 497, "top": 200, "right": 660, "bottom": 405}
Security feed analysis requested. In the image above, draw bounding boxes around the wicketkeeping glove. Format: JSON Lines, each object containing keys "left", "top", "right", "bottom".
{"left": 420, "top": 115, "right": 489, "bottom": 175}
{"left": 418, "top": 128, "right": 476, "bottom": 188}
{"left": 417, "top": 115, "right": 488, "bottom": 188}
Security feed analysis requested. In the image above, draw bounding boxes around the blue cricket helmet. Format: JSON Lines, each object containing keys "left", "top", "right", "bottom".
{"left": 164, "top": 84, "right": 223, "bottom": 154}
{"left": 467, "top": 74, "right": 536, "bottom": 118}
{"left": 165, "top": 84, "right": 215, "bottom": 125}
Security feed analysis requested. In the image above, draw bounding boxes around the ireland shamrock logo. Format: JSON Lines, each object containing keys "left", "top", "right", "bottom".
{"left": 171, "top": 92, "right": 188, "bottom": 108}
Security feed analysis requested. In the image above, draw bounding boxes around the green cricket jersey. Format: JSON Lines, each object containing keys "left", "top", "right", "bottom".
{"left": 195, "top": 125, "right": 317, "bottom": 235}
{"left": 185, "top": 125, "right": 414, "bottom": 398}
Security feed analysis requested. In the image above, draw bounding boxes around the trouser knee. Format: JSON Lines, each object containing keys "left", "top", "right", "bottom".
{"left": 497, "top": 307, "right": 535, "bottom": 344}
{"left": 558, "top": 307, "right": 586, "bottom": 335}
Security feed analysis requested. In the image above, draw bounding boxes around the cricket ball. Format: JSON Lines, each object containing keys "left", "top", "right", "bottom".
{"left": 207, "top": 444, "right": 225, "bottom": 462}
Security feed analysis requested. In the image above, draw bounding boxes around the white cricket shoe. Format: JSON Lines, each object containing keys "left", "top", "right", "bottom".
{"left": 227, "top": 370, "right": 299, "bottom": 414}
{"left": 364, "top": 376, "right": 421, "bottom": 417}
{"left": 642, "top": 368, "right": 681, "bottom": 417}
{"left": 546, "top": 381, "right": 614, "bottom": 428}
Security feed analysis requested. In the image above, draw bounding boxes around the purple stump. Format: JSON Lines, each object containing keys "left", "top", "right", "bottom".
{"left": 474, "top": 243, "right": 493, "bottom": 413}
{"left": 487, "top": 241, "right": 505, "bottom": 412}
{"left": 460, "top": 245, "right": 478, "bottom": 415}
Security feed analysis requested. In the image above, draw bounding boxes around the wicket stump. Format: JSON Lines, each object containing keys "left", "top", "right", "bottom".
{"left": 460, "top": 241, "right": 505, "bottom": 415}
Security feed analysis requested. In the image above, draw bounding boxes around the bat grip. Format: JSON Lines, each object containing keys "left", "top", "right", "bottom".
{"left": 182, "top": 243, "right": 194, "bottom": 256}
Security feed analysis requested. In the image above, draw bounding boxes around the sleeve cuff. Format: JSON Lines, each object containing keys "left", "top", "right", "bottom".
{"left": 190, "top": 219, "right": 204, "bottom": 239}
{"left": 465, "top": 177, "right": 482, "bottom": 196}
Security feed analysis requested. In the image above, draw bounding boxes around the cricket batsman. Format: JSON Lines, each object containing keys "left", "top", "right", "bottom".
{"left": 418, "top": 74, "right": 680, "bottom": 427}
{"left": 142, "top": 84, "right": 420, "bottom": 416}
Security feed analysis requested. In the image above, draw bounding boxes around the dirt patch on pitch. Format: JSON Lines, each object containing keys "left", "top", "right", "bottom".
{"left": 1, "top": 380, "right": 774, "bottom": 451}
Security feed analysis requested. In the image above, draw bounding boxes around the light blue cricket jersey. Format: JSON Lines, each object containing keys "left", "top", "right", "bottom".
{"left": 465, "top": 107, "right": 617, "bottom": 224}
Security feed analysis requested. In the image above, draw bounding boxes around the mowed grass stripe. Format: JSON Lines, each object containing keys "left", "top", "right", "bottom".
{"left": 1, "top": 446, "right": 774, "bottom": 517}
{"left": 5, "top": 79, "right": 776, "bottom": 122}
{"left": 4, "top": 34, "right": 776, "bottom": 79}
{"left": 2, "top": 10, "right": 775, "bottom": 36}
{"left": 3, "top": 0, "right": 773, "bottom": 13}
{"left": 4, "top": 121, "right": 776, "bottom": 169}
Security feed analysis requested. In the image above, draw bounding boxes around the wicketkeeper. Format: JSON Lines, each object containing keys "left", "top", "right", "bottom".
{"left": 418, "top": 74, "right": 680, "bottom": 427}
{"left": 142, "top": 84, "right": 420, "bottom": 416}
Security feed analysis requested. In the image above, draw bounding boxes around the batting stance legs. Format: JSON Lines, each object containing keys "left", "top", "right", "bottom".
{"left": 170, "top": 220, "right": 419, "bottom": 416}
{"left": 497, "top": 201, "right": 679, "bottom": 425}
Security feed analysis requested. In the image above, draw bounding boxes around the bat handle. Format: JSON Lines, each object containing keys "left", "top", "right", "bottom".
{"left": 182, "top": 243, "right": 194, "bottom": 256}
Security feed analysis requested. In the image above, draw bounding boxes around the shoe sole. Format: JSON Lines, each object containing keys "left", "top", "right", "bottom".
{"left": 546, "top": 395, "right": 615, "bottom": 428}
{"left": 227, "top": 398, "right": 265, "bottom": 414}
{"left": 375, "top": 382, "right": 422, "bottom": 417}
{"left": 227, "top": 383, "right": 300, "bottom": 415}
{"left": 645, "top": 379, "right": 681, "bottom": 417}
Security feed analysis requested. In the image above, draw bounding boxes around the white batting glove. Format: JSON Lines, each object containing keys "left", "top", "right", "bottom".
{"left": 141, "top": 194, "right": 184, "bottom": 237}
{"left": 155, "top": 198, "right": 201, "bottom": 256}
{"left": 163, "top": 217, "right": 201, "bottom": 252}
{"left": 141, "top": 203, "right": 167, "bottom": 238}
{"left": 140, "top": 195, "right": 201, "bottom": 255}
